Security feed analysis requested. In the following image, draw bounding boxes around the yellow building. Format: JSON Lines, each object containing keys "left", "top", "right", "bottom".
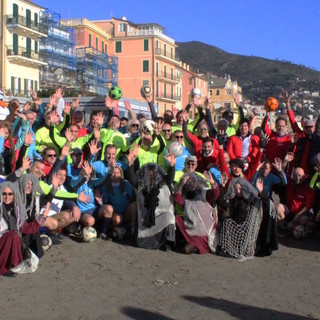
{"left": 1, "top": 0, "right": 47, "bottom": 96}
{"left": 208, "top": 75, "right": 242, "bottom": 123}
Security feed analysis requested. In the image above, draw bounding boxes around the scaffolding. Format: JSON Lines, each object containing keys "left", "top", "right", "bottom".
{"left": 39, "top": 10, "right": 77, "bottom": 89}
{"left": 76, "top": 47, "right": 118, "bottom": 95}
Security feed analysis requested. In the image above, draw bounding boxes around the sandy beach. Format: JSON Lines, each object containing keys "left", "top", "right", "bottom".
{"left": 1, "top": 235, "right": 319, "bottom": 320}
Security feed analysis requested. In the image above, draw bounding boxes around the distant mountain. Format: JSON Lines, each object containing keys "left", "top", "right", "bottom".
{"left": 177, "top": 41, "right": 320, "bottom": 105}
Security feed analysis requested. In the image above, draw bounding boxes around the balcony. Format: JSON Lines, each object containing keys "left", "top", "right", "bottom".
{"left": 156, "top": 93, "right": 182, "bottom": 102}
{"left": 6, "top": 15, "right": 48, "bottom": 38}
{"left": 156, "top": 71, "right": 180, "bottom": 83}
{"left": 6, "top": 46, "right": 47, "bottom": 67}
{"left": 127, "top": 29, "right": 175, "bottom": 44}
{"left": 154, "top": 48, "right": 180, "bottom": 64}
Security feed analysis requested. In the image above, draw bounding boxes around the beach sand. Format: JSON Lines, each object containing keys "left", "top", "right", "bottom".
{"left": 1, "top": 235, "right": 319, "bottom": 320}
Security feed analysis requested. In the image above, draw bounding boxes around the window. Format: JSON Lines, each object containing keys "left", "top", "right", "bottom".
{"left": 171, "top": 47, "right": 173, "bottom": 59}
{"left": 156, "top": 81, "right": 159, "bottom": 97}
{"left": 156, "top": 63, "right": 158, "bottom": 77}
{"left": 102, "top": 41, "right": 104, "bottom": 53}
{"left": 216, "top": 89, "right": 220, "bottom": 96}
{"left": 26, "top": 37, "right": 31, "bottom": 58}
{"left": 189, "top": 78, "right": 193, "bottom": 85}
{"left": 143, "top": 60, "right": 149, "bottom": 72}
{"left": 164, "top": 103, "right": 167, "bottom": 111}
{"left": 34, "top": 40, "right": 38, "bottom": 53}
{"left": 164, "top": 84, "right": 166, "bottom": 97}
{"left": 89, "top": 34, "right": 92, "bottom": 47}
{"left": 115, "top": 41, "right": 122, "bottom": 53}
{"left": 34, "top": 13, "right": 38, "bottom": 27}
{"left": 144, "top": 39, "right": 149, "bottom": 51}
{"left": 12, "top": 33, "right": 18, "bottom": 54}
{"left": 164, "top": 65, "right": 166, "bottom": 78}
{"left": 171, "top": 85, "right": 173, "bottom": 99}
{"left": 209, "top": 89, "right": 213, "bottom": 96}
{"left": 226, "top": 89, "right": 231, "bottom": 95}
{"left": 143, "top": 80, "right": 149, "bottom": 86}
{"left": 214, "top": 115, "right": 221, "bottom": 122}
{"left": 171, "top": 68, "right": 174, "bottom": 80}
{"left": 118, "top": 23, "right": 126, "bottom": 32}
{"left": 96, "top": 38, "right": 98, "bottom": 50}
{"left": 156, "top": 40, "right": 159, "bottom": 49}
{"left": 13, "top": 4, "right": 18, "bottom": 18}
{"left": 26, "top": 9, "right": 31, "bottom": 28}
{"left": 105, "top": 44, "right": 108, "bottom": 53}
{"left": 164, "top": 44, "right": 166, "bottom": 56}
{"left": 224, "top": 102, "right": 231, "bottom": 109}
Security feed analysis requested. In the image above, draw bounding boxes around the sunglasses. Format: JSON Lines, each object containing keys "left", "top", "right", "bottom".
{"left": 47, "top": 154, "right": 57, "bottom": 158}
{"left": 131, "top": 124, "right": 139, "bottom": 128}
{"left": 162, "top": 129, "right": 172, "bottom": 133}
{"left": 2, "top": 192, "right": 13, "bottom": 196}
{"left": 175, "top": 136, "right": 184, "bottom": 140}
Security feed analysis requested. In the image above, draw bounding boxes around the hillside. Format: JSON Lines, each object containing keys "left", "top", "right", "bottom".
{"left": 177, "top": 41, "right": 320, "bottom": 105}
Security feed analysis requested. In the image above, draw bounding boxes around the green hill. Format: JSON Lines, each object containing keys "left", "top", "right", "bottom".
{"left": 177, "top": 41, "right": 320, "bottom": 104}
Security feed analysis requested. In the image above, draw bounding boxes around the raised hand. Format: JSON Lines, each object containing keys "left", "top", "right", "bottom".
{"left": 96, "top": 112, "right": 105, "bottom": 127}
{"left": 21, "top": 156, "right": 32, "bottom": 172}
{"left": 164, "top": 151, "right": 176, "bottom": 167}
{"left": 23, "top": 102, "right": 31, "bottom": 113}
{"left": 256, "top": 161, "right": 265, "bottom": 172}
{"left": 233, "top": 92, "right": 241, "bottom": 106}
{"left": 65, "top": 128, "right": 72, "bottom": 142}
{"left": 24, "top": 131, "right": 34, "bottom": 146}
{"left": 272, "top": 157, "right": 282, "bottom": 172}
{"left": 82, "top": 161, "right": 93, "bottom": 178}
{"left": 127, "top": 144, "right": 139, "bottom": 165}
{"left": 60, "top": 142, "right": 71, "bottom": 158}
{"left": 204, "top": 96, "right": 209, "bottom": 108}
{"left": 281, "top": 89, "right": 290, "bottom": 105}
{"left": 204, "top": 170, "right": 215, "bottom": 185}
{"left": 182, "top": 110, "right": 188, "bottom": 122}
{"left": 217, "top": 129, "right": 226, "bottom": 146}
{"left": 259, "top": 133, "right": 269, "bottom": 149}
{"left": 88, "top": 139, "right": 101, "bottom": 155}
{"left": 15, "top": 108, "right": 27, "bottom": 121}
{"left": 192, "top": 94, "right": 200, "bottom": 107}
{"left": 55, "top": 87, "right": 64, "bottom": 100}
{"left": 48, "top": 95, "right": 55, "bottom": 108}
{"left": 284, "top": 151, "right": 294, "bottom": 163}
{"left": 51, "top": 172, "right": 60, "bottom": 190}
{"left": 64, "top": 101, "right": 71, "bottom": 114}
{"left": 105, "top": 96, "right": 117, "bottom": 109}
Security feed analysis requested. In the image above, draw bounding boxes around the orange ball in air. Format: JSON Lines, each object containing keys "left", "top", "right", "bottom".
{"left": 264, "top": 97, "right": 279, "bottom": 112}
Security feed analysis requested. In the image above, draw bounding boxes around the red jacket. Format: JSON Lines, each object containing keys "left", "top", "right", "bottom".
{"left": 226, "top": 134, "right": 259, "bottom": 163}
{"left": 286, "top": 178, "right": 314, "bottom": 215}
{"left": 186, "top": 131, "right": 219, "bottom": 156}
{"left": 196, "top": 151, "right": 219, "bottom": 172}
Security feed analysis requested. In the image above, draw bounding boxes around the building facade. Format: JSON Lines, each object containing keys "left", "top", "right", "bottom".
{"left": 93, "top": 17, "right": 182, "bottom": 115}
{"left": 1, "top": 0, "right": 48, "bottom": 96}
{"left": 62, "top": 18, "right": 118, "bottom": 95}
{"left": 208, "top": 75, "right": 242, "bottom": 123}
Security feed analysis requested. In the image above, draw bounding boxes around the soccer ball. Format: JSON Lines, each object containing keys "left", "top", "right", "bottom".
{"left": 142, "top": 119, "right": 155, "bottom": 134}
{"left": 82, "top": 227, "right": 97, "bottom": 243}
{"left": 191, "top": 88, "right": 202, "bottom": 98}
{"left": 40, "top": 234, "right": 52, "bottom": 251}
{"left": 141, "top": 85, "right": 152, "bottom": 98}
{"left": 167, "top": 141, "right": 183, "bottom": 157}
{"left": 292, "top": 225, "right": 306, "bottom": 239}
{"left": 108, "top": 86, "right": 123, "bottom": 100}
{"left": 264, "top": 97, "right": 279, "bottom": 112}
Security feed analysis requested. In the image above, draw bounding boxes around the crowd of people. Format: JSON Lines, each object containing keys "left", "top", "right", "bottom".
{"left": 0, "top": 87, "right": 319, "bottom": 277}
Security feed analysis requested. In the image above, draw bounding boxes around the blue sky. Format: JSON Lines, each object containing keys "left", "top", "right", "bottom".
{"left": 36, "top": 0, "right": 320, "bottom": 71}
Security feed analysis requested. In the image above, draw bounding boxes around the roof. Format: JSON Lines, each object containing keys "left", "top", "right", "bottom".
{"left": 209, "top": 77, "right": 228, "bottom": 88}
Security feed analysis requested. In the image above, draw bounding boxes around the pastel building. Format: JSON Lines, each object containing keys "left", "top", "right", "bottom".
{"left": 178, "top": 62, "right": 208, "bottom": 118}
{"left": 92, "top": 17, "right": 182, "bottom": 115}
{"left": 208, "top": 75, "right": 243, "bottom": 123}
{"left": 0, "top": 0, "right": 48, "bottom": 96}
